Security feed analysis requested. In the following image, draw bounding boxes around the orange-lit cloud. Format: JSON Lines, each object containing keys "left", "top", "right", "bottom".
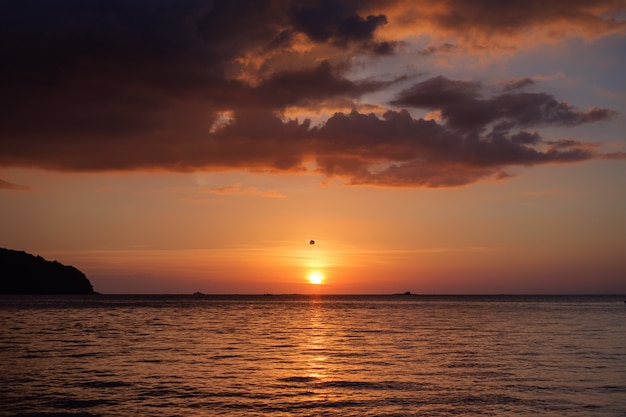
{"left": 0, "top": 178, "right": 31, "bottom": 191}
{"left": 201, "top": 184, "right": 286, "bottom": 199}
{"left": 380, "top": 0, "right": 626, "bottom": 49}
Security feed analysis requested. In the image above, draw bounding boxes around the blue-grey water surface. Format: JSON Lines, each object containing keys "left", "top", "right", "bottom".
{"left": 1, "top": 295, "right": 625, "bottom": 416}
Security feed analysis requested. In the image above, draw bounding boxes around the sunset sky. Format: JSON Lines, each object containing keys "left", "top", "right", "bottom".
{"left": 2, "top": 0, "right": 625, "bottom": 294}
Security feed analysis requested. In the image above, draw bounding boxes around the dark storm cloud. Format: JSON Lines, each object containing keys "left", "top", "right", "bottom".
{"left": 252, "top": 61, "right": 391, "bottom": 108}
{"left": 0, "top": 1, "right": 621, "bottom": 188}
{"left": 392, "top": 76, "right": 616, "bottom": 131}
{"left": 288, "top": 0, "right": 394, "bottom": 53}
{"left": 308, "top": 109, "right": 597, "bottom": 187}
{"left": 1, "top": 0, "right": 384, "bottom": 104}
{"left": 502, "top": 78, "right": 535, "bottom": 91}
{"left": 419, "top": 43, "right": 458, "bottom": 56}
{"left": 194, "top": 0, "right": 303, "bottom": 62}
{"left": 0, "top": 1, "right": 388, "bottom": 159}
{"left": 290, "top": 2, "right": 384, "bottom": 42}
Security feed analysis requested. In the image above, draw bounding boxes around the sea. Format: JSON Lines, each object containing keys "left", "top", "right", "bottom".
{"left": 1, "top": 294, "right": 625, "bottom": 417}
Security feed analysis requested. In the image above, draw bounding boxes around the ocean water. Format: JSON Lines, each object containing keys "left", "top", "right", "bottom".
{"left": 1, "top": 295, "right": 625, "bottom": 417}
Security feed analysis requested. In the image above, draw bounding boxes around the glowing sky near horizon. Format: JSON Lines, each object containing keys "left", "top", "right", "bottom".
{"left": 1, "top": 0, "right": 625, "bottom": 294}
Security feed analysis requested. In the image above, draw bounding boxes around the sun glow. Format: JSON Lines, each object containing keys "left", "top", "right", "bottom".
{"left": 307, "top": 271, "right": 324, "bottom": 285}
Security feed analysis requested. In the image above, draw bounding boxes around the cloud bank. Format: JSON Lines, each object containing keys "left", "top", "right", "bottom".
{"left": 0, "top": 0, "right": 623, "bottom": 187}
{"left": 0, "top": 179, "right": 32, "bottom": 191}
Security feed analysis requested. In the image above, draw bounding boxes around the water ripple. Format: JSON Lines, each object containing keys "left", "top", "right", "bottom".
{"left": 2, "top": 294, "right": 625, "bottom": 416}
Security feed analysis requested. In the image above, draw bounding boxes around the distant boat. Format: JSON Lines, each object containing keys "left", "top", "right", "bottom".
{"left": 192, "top": 291, "right": 205, "bottom": 296}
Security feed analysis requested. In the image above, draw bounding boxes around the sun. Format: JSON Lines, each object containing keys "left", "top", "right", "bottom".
{"left": 307, "top": 271, "right": 324, "bottom": 285}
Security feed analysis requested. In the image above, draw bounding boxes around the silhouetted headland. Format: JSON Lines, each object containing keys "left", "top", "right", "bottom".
{"left": 0, "top": 248, "right": 96, "bottom": 294}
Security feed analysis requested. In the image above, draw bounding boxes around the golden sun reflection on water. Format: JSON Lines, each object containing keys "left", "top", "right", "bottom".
{"left": 305, "top": 300, "right": 328, "bottom": 386}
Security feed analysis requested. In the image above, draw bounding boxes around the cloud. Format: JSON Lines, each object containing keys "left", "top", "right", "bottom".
{"left": 600, "top": 151, "right": 626, "bottom": 160}
{"left": 201, "top": 184, "right": 286, "bottom": 199}
{"left": 251, "top": 61, "right": 392, "bottom": 108}
{"left": 523, "top": 189, "right": 572, "bottom": 198}
{"left": 391, "top": 76, "right": 616, "bottom": 132}
{"left": 0, "top": 1, "right": 622, "bottom": 188}
{"left": 0, "top": 179, "right": 31, "bottom": 191}
{"left": 289, "top": 1, "right": 395, "bottom": 54}
{"left": 502, "top": 78, "right": 535, "bottom": 91}
{"left": 384, "top": 0, "right": 626, "bottom": 49}
{"left": 419, "top": 43, "right": 458, "bottom": 56}
{"left": 1, "top": 99, "right": 607, "bottom": 188}
{"left": 308, "top": 109, "right": 599, "bottom": 187}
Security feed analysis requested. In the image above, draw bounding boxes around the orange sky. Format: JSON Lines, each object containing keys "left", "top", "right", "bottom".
{"left": 1, "top": 1, "right": 625, "bottom": 293}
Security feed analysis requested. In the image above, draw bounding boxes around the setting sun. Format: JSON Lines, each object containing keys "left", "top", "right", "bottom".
{"left": 307, "top": 271, "right": 324, "bottom": 285}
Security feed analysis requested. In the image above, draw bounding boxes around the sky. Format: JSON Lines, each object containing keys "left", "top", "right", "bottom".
{"left": 1, "top": 0, "right": 626, "bottom": 294}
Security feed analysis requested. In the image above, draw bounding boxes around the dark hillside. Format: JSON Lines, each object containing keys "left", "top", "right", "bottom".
{"left": 0, "top": 248, "right": 95, "bottom": 294}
